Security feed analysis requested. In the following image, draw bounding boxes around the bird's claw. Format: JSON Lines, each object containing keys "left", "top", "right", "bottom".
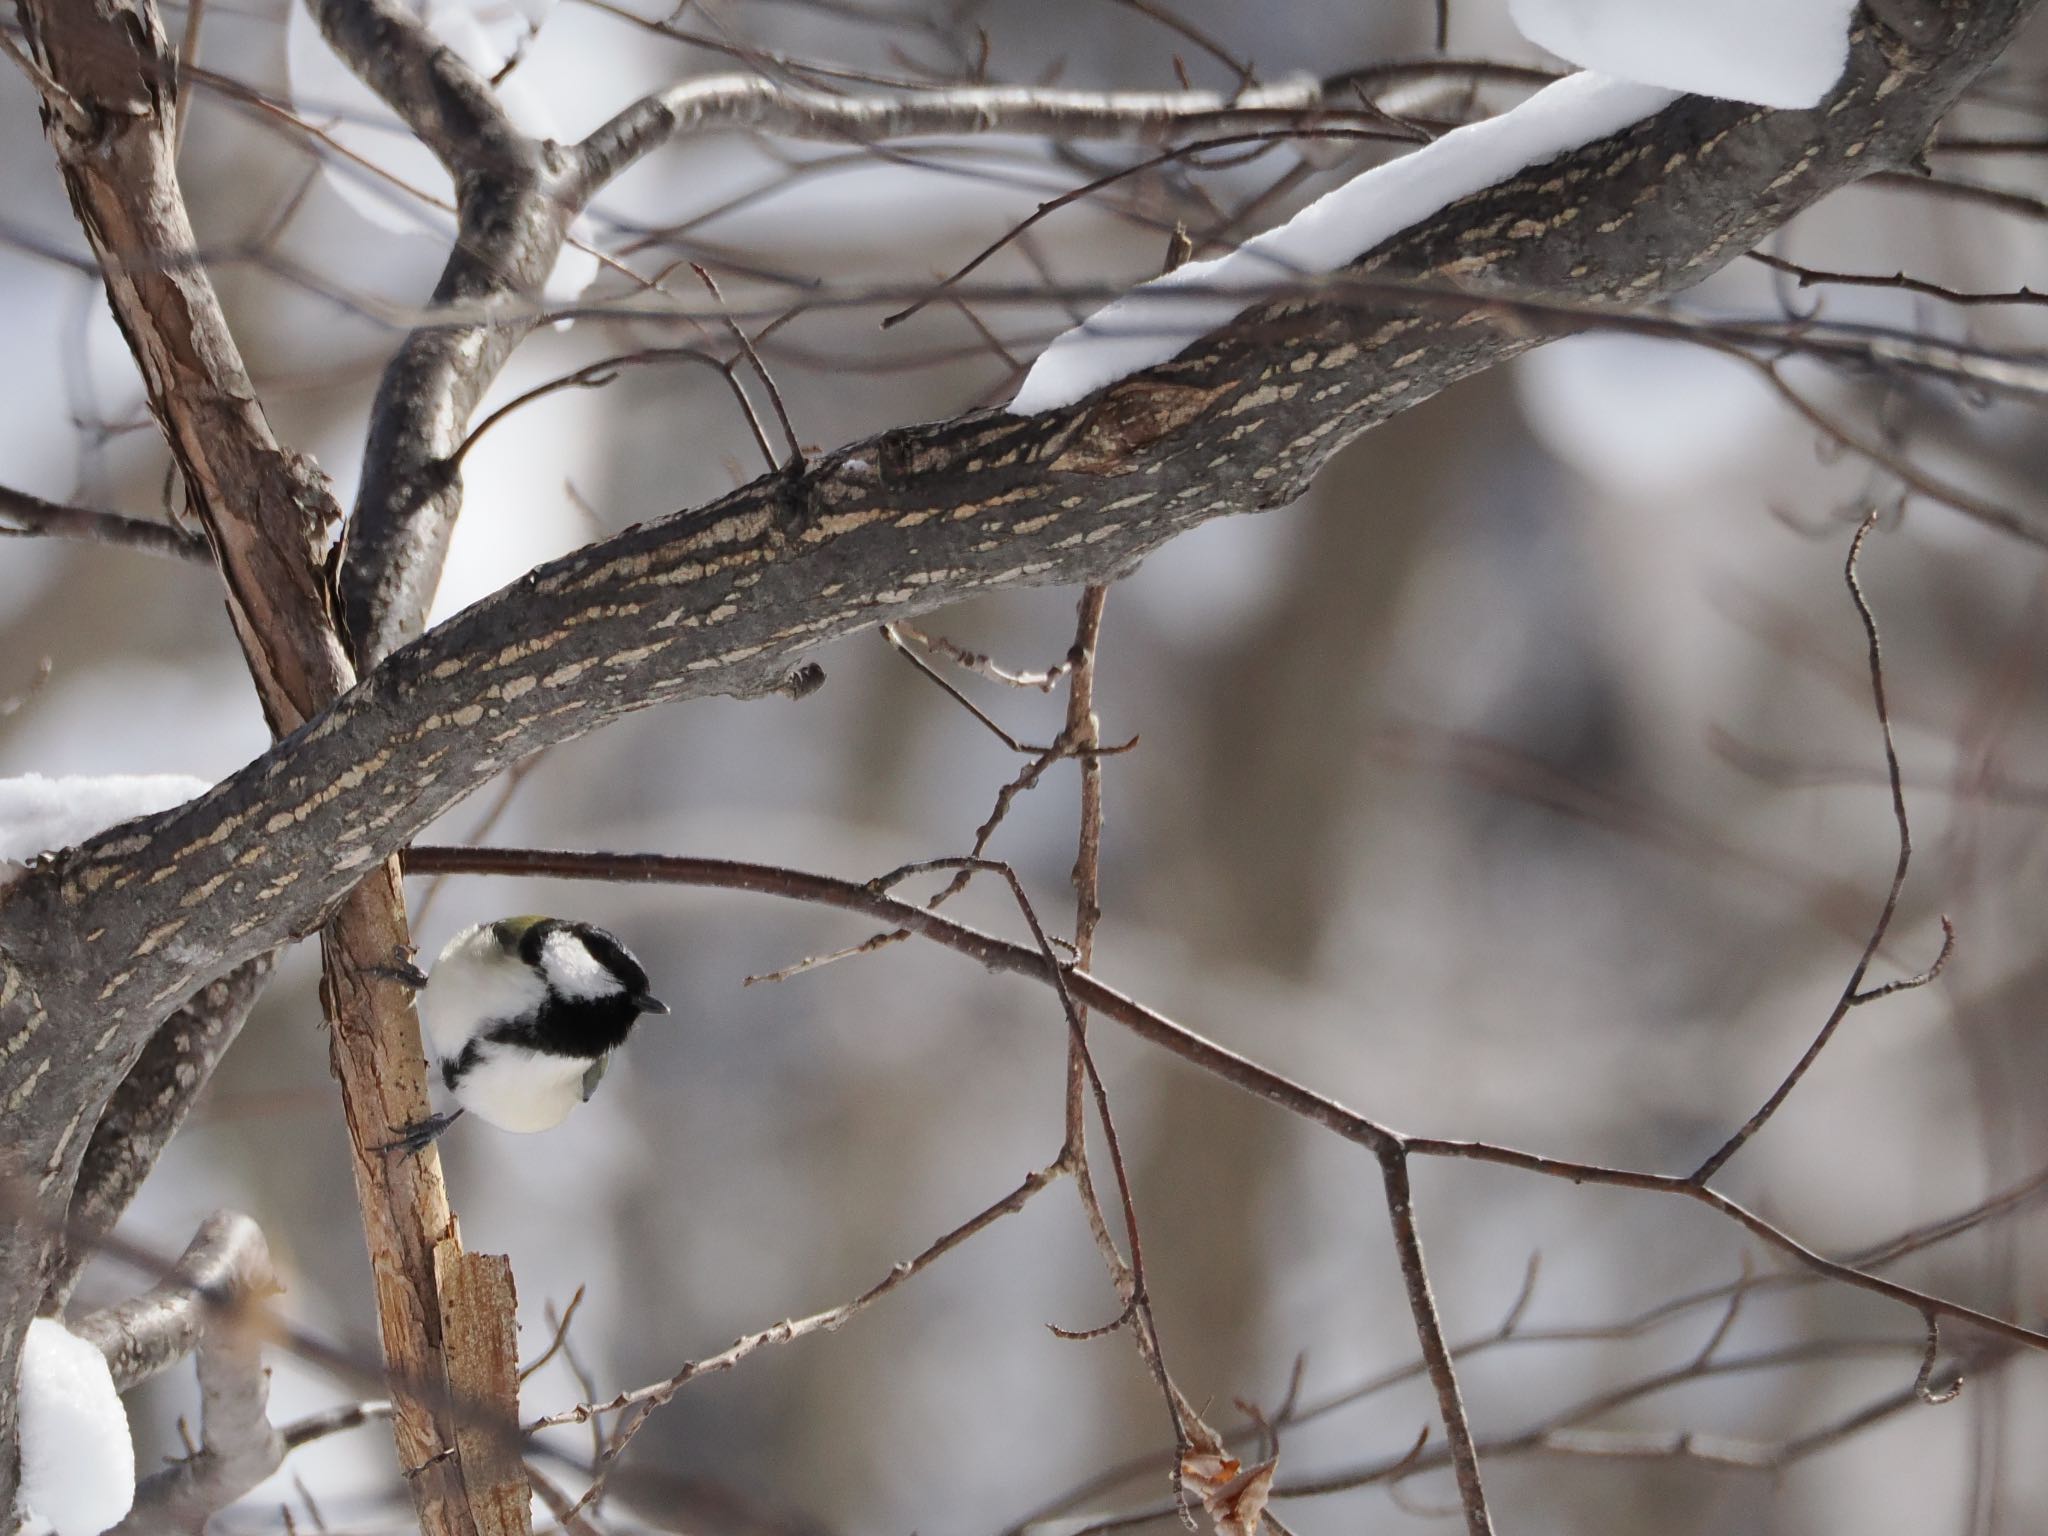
{"left": 379, "top": 1110, "right": 462, "bottom": 1156}
{"left": 366, "top": 946, "right": 430, "bottom": 991}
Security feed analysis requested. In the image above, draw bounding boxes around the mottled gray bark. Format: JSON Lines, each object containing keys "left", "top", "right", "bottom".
{"left": 44, "top": 957, "right": 276, "bottom": 1311}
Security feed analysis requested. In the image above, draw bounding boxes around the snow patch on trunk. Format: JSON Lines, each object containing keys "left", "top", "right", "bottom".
{"left": 17, "top": 1319, "right": 135, "bottom": 1536}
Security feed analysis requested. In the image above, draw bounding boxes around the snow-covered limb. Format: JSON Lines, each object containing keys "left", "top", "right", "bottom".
{"left": 16, "top": 1321, "right": 133, "bottom": 1536}
{"left": 1510, "top": 0, "right": 1859, "bottom": 109}
{"left": 1008, "top": 1, "right": 1867, "bottom": 415}
{"left": 0, "top": 776, "right": 212, "bottom": 885}
{"left": 72, "top": 1214, "right": 285, "bottom": 1536}
{"left": 1007, "top": 71, "right": 1678, "bottom": 414}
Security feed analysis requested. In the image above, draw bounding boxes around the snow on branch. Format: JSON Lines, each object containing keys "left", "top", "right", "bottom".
{"left": 1009, "top": 1, "right": 1862, "bottom": 414}
{"left": 1510, "top": 0, "right": 1859, "bottom": 109}
{"left": 0, "top": 775, "right": 211, "bottom": 886}
{"left": 1007, "top": 71, "right": 1678, "bottom": 414}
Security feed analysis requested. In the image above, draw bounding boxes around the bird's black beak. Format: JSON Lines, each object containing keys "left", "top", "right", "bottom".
{"left": 632, "top": 992, "right": 669, "bottom": 1016}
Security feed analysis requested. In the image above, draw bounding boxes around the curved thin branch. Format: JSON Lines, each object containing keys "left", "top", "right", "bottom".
{"left": 1690, "top": 512, "right": 1929, "bottom": 1182}
{"left": 396, "top": 844, "right": 2048, "bottom": 1359}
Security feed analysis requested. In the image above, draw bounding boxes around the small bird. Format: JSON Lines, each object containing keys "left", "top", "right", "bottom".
{"left": 387, "top": 915, "right": 668, "bottom": 1153}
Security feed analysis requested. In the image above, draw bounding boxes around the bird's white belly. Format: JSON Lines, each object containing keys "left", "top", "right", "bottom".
{"left": 455, "top": 1046, "right": 587, "bottom": 1133}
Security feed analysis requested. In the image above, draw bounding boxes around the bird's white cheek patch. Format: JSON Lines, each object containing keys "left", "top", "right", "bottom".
{"left": 539, "top": 930, "right": 620, "bottom": 1001}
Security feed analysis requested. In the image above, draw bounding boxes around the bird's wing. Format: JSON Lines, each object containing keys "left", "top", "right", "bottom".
{"left": 580, "top": 1054, "right": 611, "bottom": 1101}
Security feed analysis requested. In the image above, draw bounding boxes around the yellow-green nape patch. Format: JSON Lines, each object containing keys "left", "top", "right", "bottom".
{"left": 490, "top": 914, "right": 552, "bottom": 947}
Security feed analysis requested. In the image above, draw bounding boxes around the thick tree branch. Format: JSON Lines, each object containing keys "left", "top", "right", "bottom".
{"left": 71, "top": 1210, "right": 275, "bottom": 1394}
{"left": 309, "top": 0, "right": 569, "bottom": 666}
{"left": 16, "top": 0, "right": 351, "bottom": 733}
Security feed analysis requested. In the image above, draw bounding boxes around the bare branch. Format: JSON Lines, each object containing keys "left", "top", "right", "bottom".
{"left": 0, "top": 484, "right": 210, "bottom": 563}
{"left": 572, "top": 73, "right": 1336, "bottom": 195}
{"left": 1378, "top": 1151, "right": 1492, "bottom": 1535}
{"left": 1692, "top": 512, "right": 1942, "bottom": 1182}
{"left": 1748, "top": 248, "right": 2048, "bottom": 308}
{"left": 400, "top": 844, "right": 2048, "bottom": 1359}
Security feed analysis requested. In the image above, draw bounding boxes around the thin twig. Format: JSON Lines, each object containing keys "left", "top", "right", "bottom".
{"left": 0, "top": 483, "right": 210, "bottom": 563}
{"left": 518, "top": 1286, "right": 586, "bottom": 1384}
{"left": 1692, "top": 511, "right": 1952, "bottom": 1183}
{"left": 1916, "top": 1313, "right": 1963, "bottom": 1405}
{"left": 690, "top": 263, "right": 804, "bottom": 471}
{"left": 534, "top": 1163, "right": 1062, "bottom": 1515}
{"left": 1747, "top": 250, "right": 2048, "bottom": 309}
{"left": 882, "top": 625, "right": 1048, "bottom": 754}
{"left": 894, "top": 625, "right": 1075, "bottom": 691}
{"left": 880, "top": 125, "right": 1406, "bottom": 329}
{"left": 1378, "top": 1151, "right": 1492, "bottom": 1535}
{"left": 448, "top": 348, "right": 748, "bottom": 475}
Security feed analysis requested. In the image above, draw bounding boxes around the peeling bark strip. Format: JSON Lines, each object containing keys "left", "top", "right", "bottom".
{"left": 0, "top": 0, "right": 2030, "bottom": 1508}
{"left": 435, "top": 1245, "right": 527, "bottom": 1536}
{"left": 5, "top": 1, "right": 522, "bottom": 1528}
